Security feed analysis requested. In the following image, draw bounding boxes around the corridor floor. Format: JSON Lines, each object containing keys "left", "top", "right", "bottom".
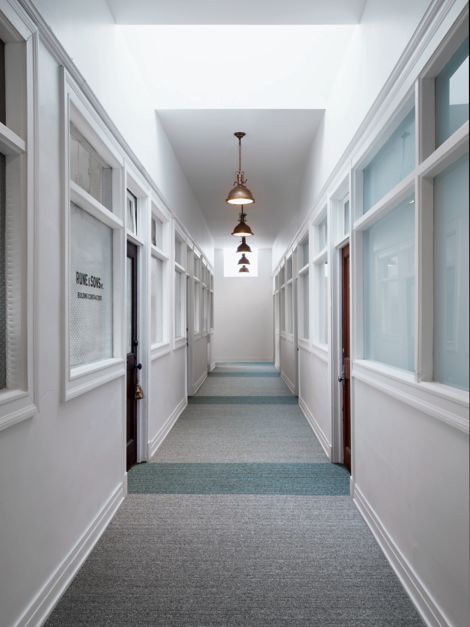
{"left": 46, "top": 363, "right": 423, "bottom": 626}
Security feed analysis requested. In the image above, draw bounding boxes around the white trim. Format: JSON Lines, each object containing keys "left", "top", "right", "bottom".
{"left": 280, "top": 370, "right": 296, "bottom": 394}
{"left": 65, "top": 362, "right": 125, "bottom": 402}
{"left": 192, "top": 370, "right": 207, "bottom": 395}
{"left": 0, "top": 121, "right": 26, "bottom": 154}
{"left": 0, "top": 400, "right": 35, "bottom": 432}
{"left": 16, "top": 481, "right": 125, "bottom": 627}
{"left": 147, "top": 396, "right": 187, "bottom": 458}
{"left": 298, "top": 395, "right": 332, "bottom": 459}
{"left": 353, "top": 484, "right": 451, "bottom": 627}
{"left": 353, "top": 364, "right": 469, "bottom": 435}
{"left": 150, "top": 342, "right": 172, "bottom": 361}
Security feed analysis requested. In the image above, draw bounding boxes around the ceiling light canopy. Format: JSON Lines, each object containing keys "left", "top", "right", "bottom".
{"left": 226, "top": 132, "right": 255, "bottom": 205}
{"left": 236, "top": 237, "right": 252, "bottom": 253}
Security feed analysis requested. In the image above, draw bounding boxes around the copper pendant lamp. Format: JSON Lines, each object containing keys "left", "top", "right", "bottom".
{"left": 238, "top": 253, "right": 250, "bottom": 265}
{"left": 226, "top": 132, "right": 255, "bottom": 206}
{"left": 231, "top": 209, "right": 254, "bottom": 237}
{"left": 239, "top": 265, "right": 249, "bottom": 273}
{"left": 236, "top": 237, "right": 252, "bottom": 253}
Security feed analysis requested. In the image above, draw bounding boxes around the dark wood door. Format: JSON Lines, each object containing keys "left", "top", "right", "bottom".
{"left": 341, "top": 245, "right": 351, "bottom": 472}
{"left": 126, "top": 242, "right": 139, "bottom": 470}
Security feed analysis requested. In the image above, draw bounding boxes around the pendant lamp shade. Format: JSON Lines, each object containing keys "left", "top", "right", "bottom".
{"left": 239, "top": 265, "right": 249, "bottom": 273}
{"left": 226, "top": 132, "right": 255, "bottom": 205}
{"left": 236, "top": 237, "right": 252, "bottom": 253}
{"left": 231, "top": 210, "right": 254, "bottom": 237}
{"left": 238, "top": 254, "right": 250, "bottom": 265}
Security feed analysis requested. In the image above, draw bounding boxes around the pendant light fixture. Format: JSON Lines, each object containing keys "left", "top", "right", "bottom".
{"left": 226, "top": 132, "right": 255, "bottom": 206}
{"left": 236, "top": 237, "right": 252, "bottom": 254}
{"left": 238, "top": 253, "right": 250, "bottom": 266}
{"left": 239, "top": 265, "right": 249, "bottom": 273}
{"left": 231, "top": 209, "right": 254, "bottom": 237}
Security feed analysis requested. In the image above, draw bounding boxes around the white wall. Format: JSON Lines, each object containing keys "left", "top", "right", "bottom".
{"left": 213, "top": 248, "right": 273, "bottom": 362}
{"left": 273, "top": 0, "right": 432, "bottom": 266}
{"left": 33, "top": 0, "right": 214, "bottom": 262}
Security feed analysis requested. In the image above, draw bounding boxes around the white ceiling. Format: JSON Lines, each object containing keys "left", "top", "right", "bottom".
{"left": 157, "top": 109, "right": 323, "bottom": 248}
{"left": 107, "top": 0, "right": 367, "bottom": 25}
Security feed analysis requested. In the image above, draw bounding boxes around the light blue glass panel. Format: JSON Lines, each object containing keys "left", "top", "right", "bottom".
{"left": 343, "top": 199, "right": 350, "bottom": 235}
{"left": 363, "top": 110, "right": 415, "bottom": 213}
{"left": 436, "top": 39, "right": 469, "bottom": 147}
{"left": 433, "top": 153, "right": 469, "bottom": 390}
{"left": 364, "top": 197, "right": 415, "bottom": 371}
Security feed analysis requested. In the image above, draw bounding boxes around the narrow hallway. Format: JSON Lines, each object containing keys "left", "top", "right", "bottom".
{"left": 46, "top": 364, "right": 423, "bottom": 626}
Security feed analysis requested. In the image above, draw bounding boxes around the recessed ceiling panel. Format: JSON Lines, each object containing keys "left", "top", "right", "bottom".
{"left": 108, "top": 0, "right": 366, "bottom": 24}
{"left": 157, "top": 109, "right": 323, "bottom": 248}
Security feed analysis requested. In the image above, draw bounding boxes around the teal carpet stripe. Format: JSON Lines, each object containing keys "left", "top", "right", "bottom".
{"left": 189, "top": 395, "right": 297, "bottom": 404}
{"left": 209, "top": 372, "right": 279, "bottom": 378}
{"left": 217, "top": 362, "right": 274, "bottom": 366}
{"left": 128, "top": 463, "right": 350, "bottom": 495}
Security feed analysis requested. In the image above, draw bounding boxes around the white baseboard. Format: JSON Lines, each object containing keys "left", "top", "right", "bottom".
{"left": 298, "top": 395, "right": 332, "bottom": 460}
{"left": 192, "top": 371, "right": 207, "bottom": 395}
{"left": 353, "top": 484, "right": 450, "bottom": 627}
{"left": 280, "top": 371, "right": 296, "bottom": 394}
{"left": 209, "top": 361, "right": 216, "bottom": 372}
{"left": 147, "top": 396, "right": 187, "bottom": 459}
{"left": 17, "top": 481, "right": 125, "bottom": 627}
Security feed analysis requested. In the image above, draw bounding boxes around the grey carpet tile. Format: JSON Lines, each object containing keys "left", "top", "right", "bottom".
{"left": 45, "top": 495, "right": 423, "bottom": 627}
{"left": 196, "top": 376, "right": 292, "bottom": 396}
{"left": 151, "top": 404, "right": 327, "bottom": 463}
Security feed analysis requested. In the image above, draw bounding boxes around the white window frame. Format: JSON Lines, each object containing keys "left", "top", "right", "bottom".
{"left": 62, "top": 70, "right": 125, "bottom": 401}
{"left": 150, "top": 199, "right": 171, "bottom": 359}
{"left": 0, "top": 1, "right": 37, "bottom": 431}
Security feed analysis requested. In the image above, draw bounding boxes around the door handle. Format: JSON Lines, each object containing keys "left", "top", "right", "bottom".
{"left": 338, "top": 376, "right": 344, "bottom": 383}
{"left": 135, "top": 363, "right": 142, "bottom": 370}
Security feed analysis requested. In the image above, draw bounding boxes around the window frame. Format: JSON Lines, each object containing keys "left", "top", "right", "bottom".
{"left": 62, "top": 70, "right": 126, "bottom": 401}
{"left": 0, "top": 1, "right": 37, "bottom": 431}
{"left": 173, "top": 222, "right": 187, "bottom": 349}
{"left": 150, "top": 199, "right": 171, "bottom": 359}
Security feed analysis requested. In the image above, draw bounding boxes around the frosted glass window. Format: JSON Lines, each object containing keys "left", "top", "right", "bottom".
{"left": 286, "top": 283, "right": 293, "bottom": 333}
{"left": 175, "top": 271, "right": 183, "bottom": 338}
{"left": 280, "top": 287, "right": 286, "bottom": 331}
{"left": 126, "top": 190, "right": 137, "bottom": 236}
{"left": 436, "top": 39, "right": 469, "bottom": 147}
{"left": 0, "top": 153, "right": 5, "bottom": 389}
{"left": 151, "top": 215, "right": 164, "bottom": 249}
{"left": 69, "top": 204, "right": 113, "bottom": 367}
{"left": 317, "top": 217, "right": 327, "bottom": 251}
{"left": 363, "top": 196, "right": 415, "bottom": 371}
{"left": 280, "top": 266, "right": 285, "bottom": 286}
{"left": 317, "top": 262, "right": 328, "bottom": 344}
{"left": 433, "top": 153, "right": 469, "bottom": 390}
{"left": 175, "top": 236, "right": 183, "bottom": 266}
{"left": 300, "top": 239, "right": 309, "bottom": 268}
{"left": 343, "top": 200, "right": 350, "bottom": 235}
{"left": 151, "top": 257, "right": 164, "bottom": 344}
{"left": 193, "top": 282, "right": 200, "bottom": 333}
{"left": 286, "top": 257, "right": 293, "bottom": 281}
{"left": 363, "top": 110, "right": 415, "bottom": 213}
{"left": 70, "top": 125, "right": 112, "bottom": 210}
{"left": 301, "top": 272, "right": 309, "bottom": 340}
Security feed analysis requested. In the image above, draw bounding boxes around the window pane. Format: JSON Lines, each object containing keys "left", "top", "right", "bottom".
{"left": 301, "top": 238, "right": 309, "bottom": 267}
{"left": 152, "top": 215, "right": 164, "bottom": 249}
{"left": 363, "top": 196, "right": 415, "bottom": 371}
{"left": 175, "top": 270, "right": 182, "bottom": 338}
{"left": 302, "top": 272, "right": 309, "bottom": 340}
{"left": 343, "top": 199, "right": 350, "bottom": 235}
{"left": 363, "top": 109, "right": 415, "bottom": 213}
{"left": 193, "top": 282, "right": 200, "bottom": 333}
{"left": 280, "top": 287, "right": 285, "bottom": 332}
{"left": 317, "top": 262, "right": 328, "bottom": 344}
{"left": 70, "top": 204, "right": 113, "bottom": 367}
{"left": 151, "top": 257, "right": 163, "bottom": 344}
{"left": 70, "top": 125, "right": 112, "bottom": 210}
{"left": 175, "top": 237, "right": 183, "bottom": 265}
{"left": 317, "top": 217, "right": 327, "bottom": 251}
{"left": 436, "top": 39, "right": 469, "bottom": 147}
{"left": 433, "top": 153, "right": 469, "bottom": 390}
{"left": 286, "top": 283, "right": 293, "bottom": 333}
{"left": 0, "top": 153, "right": 5, "bottom": 388}
{"left": 126, "top": 190, "right": 137, "bottom": 236}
